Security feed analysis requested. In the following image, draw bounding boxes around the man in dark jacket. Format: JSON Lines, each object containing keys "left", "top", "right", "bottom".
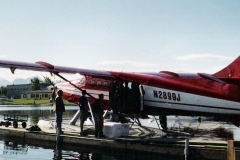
{"left": 79, "top": 90, "right": 89, "bottom": 136}
{"left": 93, "top": 94, "right": 105, "bottom": 137}
{"left": 110, "top": 89, "right": 121, "bottom": 122}
{"left": 55, "top": 90, "right": 65, "bottom": 134}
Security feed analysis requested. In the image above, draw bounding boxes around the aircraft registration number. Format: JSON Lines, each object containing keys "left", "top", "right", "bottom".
{"left": 153, "top": 90, "right": 181, "bottom": 101}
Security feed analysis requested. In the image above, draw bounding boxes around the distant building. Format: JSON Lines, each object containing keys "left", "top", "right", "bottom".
{"left": 6, "top": 83, "right": 52, "bottom": 99}
{"left": 21, "top": 90, "right": 52, "bottom": 100}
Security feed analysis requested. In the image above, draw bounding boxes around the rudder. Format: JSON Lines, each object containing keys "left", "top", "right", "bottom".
{"left": 213, "top": 56, "right": 240, "bottom": 78}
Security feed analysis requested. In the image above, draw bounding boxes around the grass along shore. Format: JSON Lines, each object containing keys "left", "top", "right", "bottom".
{"left": 3, "top": 98, "right": 75, "bottom": 106}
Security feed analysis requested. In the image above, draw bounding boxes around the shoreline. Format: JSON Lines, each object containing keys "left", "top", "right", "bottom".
{"left": 3, "top": 99, "right": 75, "bottom": 106}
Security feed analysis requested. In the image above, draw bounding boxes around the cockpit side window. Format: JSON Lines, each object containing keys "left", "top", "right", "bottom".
{"left": 97, "top": 81, "right": 102, "bottom": 87}
{"left": 103, "top": 81, "right": 108, "bottom": 88}
{"left": 80, "top": 77, "right": 86, "bottom": 85}
{"left": 90, "top": 80, "right": 95, "bottom": 87}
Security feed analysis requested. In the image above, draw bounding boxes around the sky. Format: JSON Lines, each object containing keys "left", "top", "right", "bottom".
{"left": 0, "top": 0, "right": 240, "bottom": 82}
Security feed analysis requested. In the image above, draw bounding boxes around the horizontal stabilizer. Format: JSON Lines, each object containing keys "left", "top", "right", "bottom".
{"left": 198, "top": 73, "right": 226, "bottom": 83}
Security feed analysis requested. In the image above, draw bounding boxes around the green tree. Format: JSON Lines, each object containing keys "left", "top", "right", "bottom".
{"left": 0, "top": 86, "right": 6, "bottom": 95}
{"left": 31, "top": 77, "right": 41, "bottom": 91}
{"left": 43, "top": 76, "right": 55, "bottom": 87}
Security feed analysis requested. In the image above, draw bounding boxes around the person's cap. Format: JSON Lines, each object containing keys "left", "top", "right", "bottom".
{"left": 82, "top": 90, "right": 87, "bottom": 94}
{"left": 98, "top": 94, "right": 104, "bottom": 97}
{"left": 57, "top": 90, "right": 63, "bottom": 95}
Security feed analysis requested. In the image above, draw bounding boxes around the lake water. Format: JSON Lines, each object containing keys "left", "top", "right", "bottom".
{"left": 0, "top": 105, "right": 239, "bottom": 159}
{"left": 0, "top": 105, "right": 168, "bottom": 160}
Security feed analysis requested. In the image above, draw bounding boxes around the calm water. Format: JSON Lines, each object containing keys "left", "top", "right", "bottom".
{"left": 0, "top": 105, "right": 240, "bottom": 159}
{"left": 0, "top": 105, "right": 167, "bottom": 160}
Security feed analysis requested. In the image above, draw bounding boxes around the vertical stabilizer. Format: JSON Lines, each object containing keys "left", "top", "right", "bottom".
{"left": 213, "top": 56, "right": 240, "bottom": 78}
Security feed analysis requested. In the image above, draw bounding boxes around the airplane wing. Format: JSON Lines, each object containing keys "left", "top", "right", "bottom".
{"left": 0, "top": 60, "right": 115, "bottom": 79}
{"left": 0, "top": 59, "right": 229, "bottom": 82}
{"left": 0, "top": 59, "right": 230, "bottom": 98}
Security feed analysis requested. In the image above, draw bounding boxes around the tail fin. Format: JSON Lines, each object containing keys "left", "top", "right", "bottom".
{"left": 213, "top": 56, "right": 240, "bottom": 84}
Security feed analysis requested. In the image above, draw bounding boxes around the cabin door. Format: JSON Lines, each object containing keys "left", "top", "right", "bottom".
{"left": 109, "top": 81, "right": 143, "bottom": 113}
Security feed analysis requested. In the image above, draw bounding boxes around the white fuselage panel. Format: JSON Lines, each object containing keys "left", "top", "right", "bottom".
{"left": 143, "top": 85, "right": 240, "bottom": 115}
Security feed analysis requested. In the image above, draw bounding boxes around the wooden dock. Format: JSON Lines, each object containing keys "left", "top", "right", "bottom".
{"left": 0, "top": 123, "right": 239, "bottom": 160}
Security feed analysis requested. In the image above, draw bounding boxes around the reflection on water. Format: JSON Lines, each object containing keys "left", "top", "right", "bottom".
{"left": 1, "top": 136, "right": 80, "bottom": 160}
{"left": 1, "top": 135, "right": 167, "bottom": 160}
{"left": 0, "top": 105, "right": 167, "bottom": 160}
{"left": 3, "top": 141, "right": 28, "bottom": 156}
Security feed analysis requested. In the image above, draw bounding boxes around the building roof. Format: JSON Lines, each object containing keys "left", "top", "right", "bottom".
{"left": 21, "top": 90, "right": 52, "bottom": 94}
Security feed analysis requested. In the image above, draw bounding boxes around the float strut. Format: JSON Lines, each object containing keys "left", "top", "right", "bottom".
{"left": 69, "top": 110, "right": 80, "bottom": 125}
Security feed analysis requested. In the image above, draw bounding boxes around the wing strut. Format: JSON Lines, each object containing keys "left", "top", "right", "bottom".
{"left": 139, "top": 85, "right": 144, "bottom": 111}
{"left": 10, "top": 67, "right": 16, "bottom": 74}
{"left": 87, "top": 101, "right": 95, "bottom": 126}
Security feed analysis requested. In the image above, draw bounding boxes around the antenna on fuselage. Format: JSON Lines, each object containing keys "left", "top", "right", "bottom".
{"left": 111, "top": 63, "right": 116, "bottom": 71}
{"left": 121, "top": 61, "right": 128, "bottom": 72}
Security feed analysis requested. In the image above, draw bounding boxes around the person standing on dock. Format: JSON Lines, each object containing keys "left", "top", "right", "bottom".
{"left": 55, "top": 90, "right": 65, "bottom": 134}
{"left": 92, "top": 94, "right": 105, "bottom": 138}
{"left": 51, "top": 86, "right": 57, "bottom": 104}
{"left": 52, "top": 86, "right": 57, "bottom": 112}
{"left": 110, "top": 89, "right": 121, "bottom": 122}
{"left": 79, "top": 90, "right": 89, "bottom": 136}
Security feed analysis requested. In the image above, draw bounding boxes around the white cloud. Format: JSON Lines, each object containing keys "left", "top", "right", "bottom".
{"left": 175, "top": 54, "right": 232, "bottom": 61}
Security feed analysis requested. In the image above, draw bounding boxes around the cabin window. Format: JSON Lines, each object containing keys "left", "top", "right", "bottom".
{"left": 97, "top": 81, "right": 102, "bottom": 87}
{"left": 31, "top": 94, "right": 35, "bottom": 98}
{"left": 90, "top": 80, "right": 95, "bottom": 87}
{"left": 80, "top": 77, "right": 86, "bottom": 84}
{"left": 103, "top": 81, "right": 108, "bottom": 88}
